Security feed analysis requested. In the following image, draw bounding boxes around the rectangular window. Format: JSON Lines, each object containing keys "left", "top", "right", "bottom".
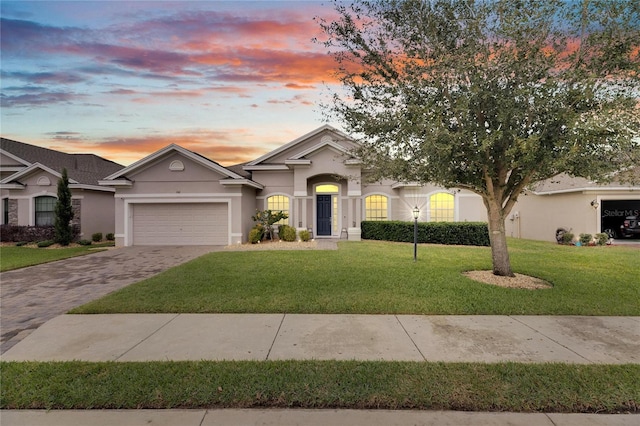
{"left": 365, "top": 195, "right": 388, "bottom": 221}
{"left": 3, "top": 198, "right": 8, "bottom": 225}
{"left": 35, "top": 196, "right": 56, "bottom": 226}
{"left": 429, "top": 193, "right": 454, "bottom": 222}
{"left": 267, "top": 195, "right": 289, "bottom": 225}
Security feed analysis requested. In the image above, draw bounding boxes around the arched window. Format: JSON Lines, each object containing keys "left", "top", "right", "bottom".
{"left": 266, "top": 195, "right": 289, "bottom": 225}
{"left": 365, "top": 195, "right": 388, "bottom": 221}
{"left": 429, "top": 192, "right": 454, "bottom": 222}
{"left": 35, "top": 196, "right": 56, "bottom": 226}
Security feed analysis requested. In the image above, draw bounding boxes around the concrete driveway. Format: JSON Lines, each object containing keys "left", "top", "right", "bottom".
{"left": 0, "top": 245, "right": 221, "bottom": 354}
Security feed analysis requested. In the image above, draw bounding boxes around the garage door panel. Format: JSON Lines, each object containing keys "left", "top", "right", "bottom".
{"left": 133, "top": 203, "right": 228, "bottom": 245}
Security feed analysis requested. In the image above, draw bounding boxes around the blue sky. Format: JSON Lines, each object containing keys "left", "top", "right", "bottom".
{"left": 1, "top": 1, "right": 341, "bottom": 165}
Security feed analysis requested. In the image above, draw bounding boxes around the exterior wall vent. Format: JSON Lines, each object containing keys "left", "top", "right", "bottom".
{"left": 169, "top": 160, "right": 185, "bottom": 171}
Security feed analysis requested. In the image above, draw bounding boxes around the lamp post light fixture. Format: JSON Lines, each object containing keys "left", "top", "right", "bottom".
{"left": 412, "top": 206, "right": 420, "bottom": 262}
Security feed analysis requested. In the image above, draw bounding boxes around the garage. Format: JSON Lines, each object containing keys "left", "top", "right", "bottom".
{"left": 132, "top": 203, "right": 228, "bottom": 246}
{"left": 601, "top": 199, "right": 640, "bottom": 238}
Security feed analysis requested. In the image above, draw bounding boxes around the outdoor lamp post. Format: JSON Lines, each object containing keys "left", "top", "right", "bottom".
{"left": 412, "top": 206, "right": 420, "bottom": 262}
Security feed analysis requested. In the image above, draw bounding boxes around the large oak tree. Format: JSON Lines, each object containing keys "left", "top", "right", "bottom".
{"left": 318, "top": 0, "right": 640, "bottom": 276}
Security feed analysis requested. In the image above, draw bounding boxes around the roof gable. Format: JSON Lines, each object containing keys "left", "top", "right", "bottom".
{"left": 244, "top": 125, "right": 357, "bottom": 169}
{"left": 0, "top": 138, "right": 123, "bottom": 185}
{"left": 0, "top": 163, "right": 73, "bottom": 185}
{"left": 101, "top": 144, "right": 262, "bottom": 189}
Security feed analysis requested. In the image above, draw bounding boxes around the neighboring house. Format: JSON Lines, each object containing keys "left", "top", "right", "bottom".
{"left": 505, "top": 172, "right": 640, "bottom": 241}
{"left": 0, "top": 138, "right": 124, "bottom": 239}
{"left": 99, "top": 125, "right": 487, "bottom": 247}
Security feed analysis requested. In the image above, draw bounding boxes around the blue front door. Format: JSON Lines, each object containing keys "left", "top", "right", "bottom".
{"left": 317, "top": 195, "right": 332, "bottom": 236}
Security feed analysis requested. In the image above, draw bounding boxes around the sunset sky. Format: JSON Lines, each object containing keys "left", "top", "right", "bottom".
{"left": 1, "top": 1, "right": 343, "bottom": 166}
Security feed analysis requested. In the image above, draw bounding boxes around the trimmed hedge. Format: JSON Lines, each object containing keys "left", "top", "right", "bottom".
{"left": 361, "top": 221, "right": 490, "bottom": 246}
{"left": 0, "top": 225, "right": 81, "bottom": 243}
{"left": 0, "top": 225, "right": 77, "bottom": 243}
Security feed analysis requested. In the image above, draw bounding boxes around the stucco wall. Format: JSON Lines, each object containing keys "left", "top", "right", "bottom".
{"left": 77, "top": 190, "right": 116, "bottom": 239}
{"left": 506, "top": 192, "right": 597, "bottom": 241}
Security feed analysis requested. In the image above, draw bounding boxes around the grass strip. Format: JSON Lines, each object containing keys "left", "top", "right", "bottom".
{"left": 2, "top": 361, "right": 638, "bottom": 413}
{"left": 71, "top": 240, "right": 640, "bottom": 316}
{"left": 0, "top": 244, "right": 112, "bottom": 272}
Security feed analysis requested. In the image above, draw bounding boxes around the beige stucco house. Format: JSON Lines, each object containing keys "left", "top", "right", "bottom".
{"left": 0, "top": 138, "right": 124, "bottom": 239}
{"left": 505, "top": 173, "right": 640, "bottom": 241}
{"left": 99, "top": 125, "right": 640, "bottom": 246}
{"left": 5, "top": 126, "right": 635, "bottom": 246}
{"left": 99, "top": 125, "right": 487, "bottom": 246}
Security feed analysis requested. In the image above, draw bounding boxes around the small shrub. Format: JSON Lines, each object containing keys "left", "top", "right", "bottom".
{"left": 279, "top": 225, "right": 297, "bottom": 242}
{"left": 595, "top": 233, "right": 609, "bottom": 246}
{"left": 92, "top": 232, "right": 103, "bottom": 242}
{"left": 299, "top": 229, "right": 311, "bottom": 242}
{"left": 249, "top": 227, "right": 263, "bottom": 244}
{"left": 37, "top": 240, "right": 55, "bottom": 248}
{"left": 106, "top": 233, "right": 115, "bottom": 241}
{"left": 15, "top": 241, "right": 29, "bottom": 247}
{"left": 579, "top": 233, "right": 592, "bottom": 246}
{"left": 77, "top": 239, "right": 92, "bottom": 246}
{"left": 561, "top": 232, "right": 574, "bottom": 245}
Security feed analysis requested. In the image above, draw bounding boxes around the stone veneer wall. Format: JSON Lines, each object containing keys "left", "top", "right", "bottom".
{"left": 71, "top": 199, "right": 81, "bottom": 230}
{"left": 8, "top": 199, "right": 18, "bottom": 226}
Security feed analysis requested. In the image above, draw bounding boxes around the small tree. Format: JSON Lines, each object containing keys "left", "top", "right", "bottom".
{"left": 252, "top": 209, "right": 288, "bottom": 241}
{"left": 54, "top": 168, "right": 74, "bottom": 246}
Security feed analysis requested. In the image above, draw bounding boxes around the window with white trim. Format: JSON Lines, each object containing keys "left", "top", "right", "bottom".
{"left": 266, "top": 195, "right": 289, "bottom": 225}
{"left": 429, "top": 192, "right": 454, "bottom": 222}
{"left": 35, "top": 196, "right": 56, "bottom": 226}
{"left": 3, "top": 198, "right": 8, "bottom": 225}
{"left": 365, "top": 195, "right": 388, "bottom": 221}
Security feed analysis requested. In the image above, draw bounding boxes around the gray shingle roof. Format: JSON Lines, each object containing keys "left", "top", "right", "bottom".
{"left": 1, "top": 138, "right": 124, "bottom": 185}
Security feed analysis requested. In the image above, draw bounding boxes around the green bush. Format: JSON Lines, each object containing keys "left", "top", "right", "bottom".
{"left": 579, "top": 233, "right": 592, "bottom": 246}
{"left": 92, "top": 233, "right": 103, "bottom": 242}
{"left": 361, "top": 221, "right": 490, "bottom": 246}
{"left": 595, "top": 233, "right": 609, "bottom": 246}
{"left": 106, "top": 233, "right": 115, "bottom": 241}
{"left": 299, "top": 229, "right": 311, "bottom": 242}
{"left": 249, "top": 227, "right": 263, "bottom": 244}
{"left": 37, "top": 240, "right": 55, "bottom": 248}
{"left": 77, "top": 239, "right": 92, "bottom": 246}
{"left": 15, "top": 241, "right": 29, "bottom": 247}
{"left": 562, "top": 232, "right": 574, "bottom": 245}
{"left": 279, "top": 225, "right": 297, "bottom": 242}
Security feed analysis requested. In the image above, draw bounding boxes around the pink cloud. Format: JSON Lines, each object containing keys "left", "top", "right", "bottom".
{"left": 48, "top": 129, "right": 271, "bottom": 166}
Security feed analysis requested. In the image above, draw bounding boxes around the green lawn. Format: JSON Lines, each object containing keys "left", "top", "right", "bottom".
{"left": 72, "top": 239, "right": 640, "bottom": 316}
{"left": 2, "top": 361, "right": 638, "bottom": 413}
{"left": 0, "top": 244, "right": 113, "bottom": 272}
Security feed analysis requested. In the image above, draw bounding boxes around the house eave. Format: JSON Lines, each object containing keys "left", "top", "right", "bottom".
{"left": 242, "top": 165, "right": 289, "bottom": 171}
{"left": 531, "top": 186, "right": 640, "bottom": 196}
{"left": 71, "top": 184, "right": 116, "bottom": 192}
{"left": 391, "top": 182, "right": 422, "bottom": 189}
{"left": 99, "top": 179, "right": 133, "bottom": 187}
{"left": 0, "top": 183, "right": 25, "bottom": 190}
{"left": 219, "top": 179, "right": 264, "bottom": 190}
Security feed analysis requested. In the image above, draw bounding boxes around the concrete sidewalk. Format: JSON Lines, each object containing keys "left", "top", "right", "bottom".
{"left": 2, "top": 408, "right": 638, "bottom": 426}
{"left": 3, "top": 314, "right": 639, "bottom": 426}
{"left": 3, "top": 314, "right": 639, "bottom": 363}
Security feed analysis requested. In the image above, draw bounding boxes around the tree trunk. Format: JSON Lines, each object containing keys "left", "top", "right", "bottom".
{"left": 486, "top": 199, "right": 514, "bottom": 277}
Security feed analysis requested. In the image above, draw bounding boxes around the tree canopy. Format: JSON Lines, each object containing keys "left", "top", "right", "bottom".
{"left": 318, "top": 0, "right": 639, "bottom": 276}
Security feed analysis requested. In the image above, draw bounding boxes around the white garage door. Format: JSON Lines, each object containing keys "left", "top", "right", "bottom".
{"left": 132, "top": 203, "right": 228, "bottom": 246}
